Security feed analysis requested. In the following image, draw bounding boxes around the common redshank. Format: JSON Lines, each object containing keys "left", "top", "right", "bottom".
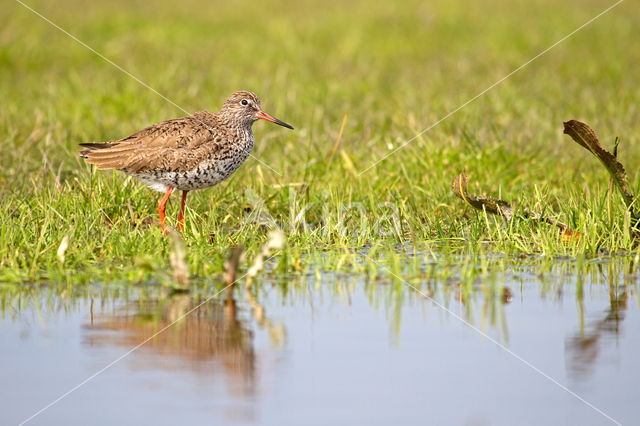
{"left": 80, "top": 90, "right": 293, "bottom": 233}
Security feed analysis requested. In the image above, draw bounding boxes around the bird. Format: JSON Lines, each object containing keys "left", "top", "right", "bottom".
{"left": 80, "top": 90, "right": 293, "bottom": 234}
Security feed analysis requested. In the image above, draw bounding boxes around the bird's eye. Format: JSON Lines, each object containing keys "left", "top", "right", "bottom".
{"left": 240, "top": 99, "right": 249, "bottom": 106}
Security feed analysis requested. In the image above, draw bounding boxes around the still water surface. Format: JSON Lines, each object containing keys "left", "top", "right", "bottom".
{"left": 1, "top": 260, "right": 638, "bottom": 426}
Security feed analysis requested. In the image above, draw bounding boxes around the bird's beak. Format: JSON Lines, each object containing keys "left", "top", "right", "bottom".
{"left": 255, "top": 110, "right": 294, "bottom": 130}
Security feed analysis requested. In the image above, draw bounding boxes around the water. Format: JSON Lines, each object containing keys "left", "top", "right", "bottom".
{"left": 1, "top": 260, "right": 638, "bottom": 426}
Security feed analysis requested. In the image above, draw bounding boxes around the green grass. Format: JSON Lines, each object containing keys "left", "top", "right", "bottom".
{"left": 1, "top": 0, "right": 640, "bottom": 283}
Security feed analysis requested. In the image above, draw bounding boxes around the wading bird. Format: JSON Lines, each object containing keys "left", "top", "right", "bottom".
{"left": 80, "top": 90, "right": 293, "bottom": 233}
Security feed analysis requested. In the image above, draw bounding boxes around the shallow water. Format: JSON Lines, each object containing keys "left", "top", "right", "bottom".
{"left": 1, "top": 260, "right": 638, "bottom": 426}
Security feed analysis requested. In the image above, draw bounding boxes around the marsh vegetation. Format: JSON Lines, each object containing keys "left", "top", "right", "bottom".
{"left": 1, "top": 0, "right": 639, "bottom": 424}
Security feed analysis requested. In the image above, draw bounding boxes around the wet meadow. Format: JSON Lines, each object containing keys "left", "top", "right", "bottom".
{"left": 1, "top": 0, "right": 639, "bottom": 424}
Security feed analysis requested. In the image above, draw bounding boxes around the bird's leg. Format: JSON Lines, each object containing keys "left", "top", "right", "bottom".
{"left": 177, "top": 190, "right": 189, "bottom": 231}
{"left": 158, "top": 187, "right": 175, "bottom": 235}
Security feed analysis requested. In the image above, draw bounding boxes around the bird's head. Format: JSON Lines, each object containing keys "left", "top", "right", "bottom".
{"left": 221, "top": 90, "right": 294, "bottom": 130}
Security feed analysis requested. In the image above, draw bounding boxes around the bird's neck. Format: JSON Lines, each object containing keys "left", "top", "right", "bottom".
{"left": 215, "top": 111, "right": 250, "bottom": 131}
{"left": 226, "top": 118, "right": 254, "bottom": 139}
{"left": 232, "top": 120, "right": 254, "bottom": 140}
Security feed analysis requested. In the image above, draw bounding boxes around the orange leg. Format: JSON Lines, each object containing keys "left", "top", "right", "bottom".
{"left": 177, "top": 190, "right": 189, "bottom": 231}
{"left": 157, "top": 187, "right": 175, "bottom": 234}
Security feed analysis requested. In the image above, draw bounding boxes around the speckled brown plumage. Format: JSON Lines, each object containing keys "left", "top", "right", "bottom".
{"left": 79, "top": 90, "right": 293, "bottom": 233}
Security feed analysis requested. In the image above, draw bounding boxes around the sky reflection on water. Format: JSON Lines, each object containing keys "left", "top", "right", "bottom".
{"left": 1, "top": 259, "right": 638, "bottom": 426}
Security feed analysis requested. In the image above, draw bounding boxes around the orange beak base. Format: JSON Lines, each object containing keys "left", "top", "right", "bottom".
{"left": 255, "top": 110, "right": 294, "bottom": 130}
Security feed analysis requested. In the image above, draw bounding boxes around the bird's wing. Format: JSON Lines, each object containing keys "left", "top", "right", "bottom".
{"left": 80, "top": 113, "right": 224, "bottom": 172}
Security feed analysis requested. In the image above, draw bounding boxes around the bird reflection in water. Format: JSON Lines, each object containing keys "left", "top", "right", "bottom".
{"left": 84, "top": 290, "right": 285, "bottom": 401}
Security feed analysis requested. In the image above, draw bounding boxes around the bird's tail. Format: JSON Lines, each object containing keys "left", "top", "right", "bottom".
{"left": 79, "top": 142, "right": 117, "bottom": 158}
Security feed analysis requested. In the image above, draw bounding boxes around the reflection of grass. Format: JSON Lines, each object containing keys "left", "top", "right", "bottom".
{"left": 1, "top": 254, "right": 635, "bottom": 347}
{"left": 1, "top": 0, "right": 640, "bottom": 282}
